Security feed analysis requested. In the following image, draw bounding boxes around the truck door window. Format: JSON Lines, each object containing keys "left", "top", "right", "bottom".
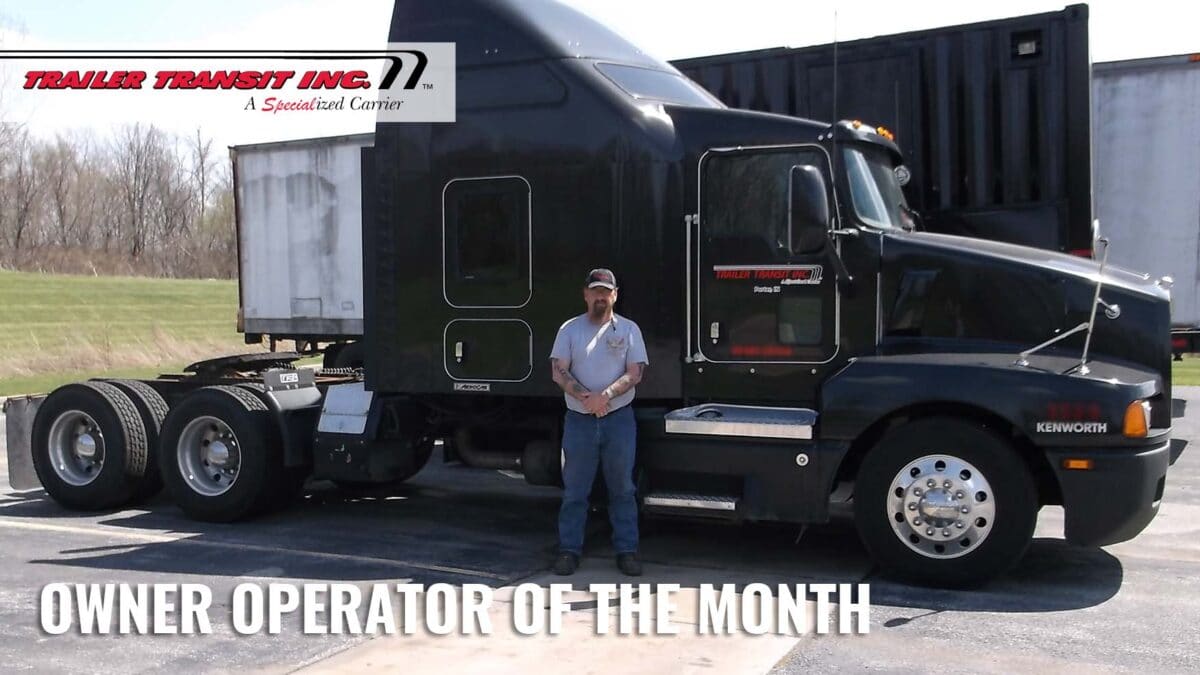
{"left": 443, "top": 177, "right": 532, "bottom": 308}
{"left": 704, "top": 151, "right": 823, "bottom": 262}
{"left": 779, "top": 297, "right": 823, "bottom": 345}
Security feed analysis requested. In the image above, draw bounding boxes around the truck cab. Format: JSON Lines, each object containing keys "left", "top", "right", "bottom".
{"left": 357, "top": 0, "right": 1173, "bottom": 586}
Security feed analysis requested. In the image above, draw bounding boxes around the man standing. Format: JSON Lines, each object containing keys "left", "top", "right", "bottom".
{"left": 549, "top": 268, "right": 649, "bottom": 576}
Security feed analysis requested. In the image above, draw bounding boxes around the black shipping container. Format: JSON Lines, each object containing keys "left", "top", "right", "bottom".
{"left": 673, "top": 4, "right": 1093, "bottom": 254}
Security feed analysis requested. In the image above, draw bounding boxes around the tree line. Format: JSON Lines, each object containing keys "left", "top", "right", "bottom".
{"left": 0, "top": 122, "right": 237, "bottom": 278}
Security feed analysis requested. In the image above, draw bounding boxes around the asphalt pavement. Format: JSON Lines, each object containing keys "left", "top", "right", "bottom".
{"left": 1, "top": 389, "right": 1197, "bottom": 673}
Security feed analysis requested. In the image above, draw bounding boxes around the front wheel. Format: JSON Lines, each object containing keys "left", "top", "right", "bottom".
{"left": 854, "top": 417, "right": 1037, "bottom": 588}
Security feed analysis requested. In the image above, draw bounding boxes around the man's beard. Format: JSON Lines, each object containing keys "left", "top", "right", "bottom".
{"left": 590, "top": 301, "right": 608, "bottom": 318}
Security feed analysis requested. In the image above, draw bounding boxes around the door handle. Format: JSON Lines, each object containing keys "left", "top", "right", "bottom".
{"left": 709, "top": 322, "right": 720, "bottom": 344}
{"left": 455, "top": 341, "right": 465, "bottom": 363}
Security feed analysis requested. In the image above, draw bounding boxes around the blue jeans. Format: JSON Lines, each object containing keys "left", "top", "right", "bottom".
{"left": 559, "top": 405, "right": 639, "bottom": 555}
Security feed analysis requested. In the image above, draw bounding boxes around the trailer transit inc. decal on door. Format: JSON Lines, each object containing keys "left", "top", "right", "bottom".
{"left": 12, "top": 45, "right": 456, "bottom": 122}
{"left": 713, "top": 265, "right": 824, "bottom": 283}
{"left": 713, "top": 265, "right": 823, "bottom": 295}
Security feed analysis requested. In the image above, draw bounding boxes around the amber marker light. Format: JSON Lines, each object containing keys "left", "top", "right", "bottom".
{"left": 1123, "top": 400, "right": 1151, "bottom": 438}
{"left": 1062, "top": 458, "right": 1094, "bottom": 470}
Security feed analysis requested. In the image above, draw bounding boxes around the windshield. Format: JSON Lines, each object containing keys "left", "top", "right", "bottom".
{"left": 595, "top": 63, "right": 723, "bottom": 108}
{"left": 843, "top": 146, "right": 910, "bottom": 230}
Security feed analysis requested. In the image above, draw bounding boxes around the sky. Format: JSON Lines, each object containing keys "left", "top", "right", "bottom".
{"left": 0, "top": 0, "right": 1195, "bottom": 151}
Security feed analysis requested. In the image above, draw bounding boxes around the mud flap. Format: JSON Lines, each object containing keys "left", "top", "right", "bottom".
{"left": 3, "top": 396, "right": 45, "bottom": 490}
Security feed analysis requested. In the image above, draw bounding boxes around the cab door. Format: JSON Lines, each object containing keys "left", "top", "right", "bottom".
{"left": 694, "top": 146, "right": 839, "bottom": 367}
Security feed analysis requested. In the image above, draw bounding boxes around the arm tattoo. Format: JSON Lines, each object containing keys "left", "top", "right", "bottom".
{"left": 604, "top": 363, "right": 645, "bottom": 399}
{"left": 551, "top": 358, "right": 591, "bottom": 401}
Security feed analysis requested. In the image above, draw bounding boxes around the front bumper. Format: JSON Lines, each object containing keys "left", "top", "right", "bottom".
{"left": 1045, "top": 438, "right": 1171, "bottom": 547}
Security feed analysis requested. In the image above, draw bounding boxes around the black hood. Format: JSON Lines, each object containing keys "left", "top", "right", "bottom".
{"left": 879, "top": 229, "right": 1172, "bottom": 426}
{"left": 901, "top": 232, "right": 1168, "bottom": 301}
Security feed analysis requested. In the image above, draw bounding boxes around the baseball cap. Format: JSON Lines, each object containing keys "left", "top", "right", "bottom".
{"left": 586, "top": 268, "right": 617, "bottom": 290}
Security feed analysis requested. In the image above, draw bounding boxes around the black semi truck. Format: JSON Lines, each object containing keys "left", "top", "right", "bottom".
{"left": 3, "top": 0, "right": 1178, "bottom": 587}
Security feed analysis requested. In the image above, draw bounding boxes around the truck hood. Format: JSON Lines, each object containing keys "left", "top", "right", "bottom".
{"left": 896, "top": 231, "right": 1169, "bottom": 301}
{"left": 879, "top": 229, "right": 1173, "bottom": 428}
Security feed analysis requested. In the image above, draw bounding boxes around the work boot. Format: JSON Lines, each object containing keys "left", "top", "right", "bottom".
{"left": 616, "top": 552, "right": 642, "bottom": 576}
{"left": 553, "top": 552, "right": 580, "bottom": 576}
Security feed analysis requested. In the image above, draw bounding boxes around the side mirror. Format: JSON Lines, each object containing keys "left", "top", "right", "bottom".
{"left": 790, "top": 165, "right": 831, "bottom": 254}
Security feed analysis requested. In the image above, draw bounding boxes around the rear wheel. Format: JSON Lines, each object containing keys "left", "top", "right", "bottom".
{"left": 234, "top": 382, "right": 309, "bottom": 503}
{"left": 105, "top": 379, "right": 169, "bottom": 502}
{"left": 854, "top": 417, "right": 1037, "bottom": 587}
{"left": 31, "top": 382, "right": 150, "bottom": 510}
{"left": 159, "top": 386, "right": 283, "bottom": 522}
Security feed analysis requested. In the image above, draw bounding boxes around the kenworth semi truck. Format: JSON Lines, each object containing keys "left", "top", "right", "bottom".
{"left": 3, "top": 0, "right": 1178, "bottom": 587}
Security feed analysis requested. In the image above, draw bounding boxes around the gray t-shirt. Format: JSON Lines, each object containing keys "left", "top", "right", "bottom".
{"left": 550, "top": 313, "right": 649, "bottom": 414}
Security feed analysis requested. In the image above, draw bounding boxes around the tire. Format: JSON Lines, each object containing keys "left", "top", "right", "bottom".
{"left": 105, "top": 379, "right": 168, "bottom": 502}
{"left": 331, "top": 439, "right": 434, "bottom": 490}
{"left": 233, "top": 381, "right": 309, "bottom": 504}
{"left": 159, "top": 386, "right": 282, "bottom": 522}
{"left": 394, "top": 437, "right": 435, "bottom": 481}
{"left": 522, "top": 439, "right": 564, "bottom": 487}
{"left": 322, "top": 343, "right": 345, "bottom": 371}
{"left": 330, "top": 342, "right": 364, "bottom": 369}
{"left": 31, "top": 382, "right": 150, "bottom": 511}
{"left": 854, "top": 417, "right": 1037, "bottom": 588}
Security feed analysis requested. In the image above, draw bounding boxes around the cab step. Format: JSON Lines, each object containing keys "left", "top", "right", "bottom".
{"left": 642, "top": 492, "right": 739, "bottom": 515}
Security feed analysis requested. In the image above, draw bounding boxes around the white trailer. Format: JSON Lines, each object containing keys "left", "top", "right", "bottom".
{"left": 1093, "top": 54, "right": 1200, "bottom": 347}
{"left": 232, "top": 133, "right": 373, "bottom": 343}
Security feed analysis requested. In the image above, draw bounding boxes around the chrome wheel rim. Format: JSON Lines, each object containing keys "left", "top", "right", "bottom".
{"left": 47, "top": 410, "right": 105, "bottom": 486}
{"left": 886, "top": 454, "right": 996, "bottom": 559}
{"left": 178, "top": 416, "right": 241, "bottom": 497}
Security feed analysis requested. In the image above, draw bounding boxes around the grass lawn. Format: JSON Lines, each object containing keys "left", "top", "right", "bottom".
{"left": 1173, "top": 355, "right": 1200, "bottom": 386}
{"left": 0, "top": 270, "right": 260, "bottom": 396}
{"left": 0, "top": 366, "right": 185, "bottom": 398}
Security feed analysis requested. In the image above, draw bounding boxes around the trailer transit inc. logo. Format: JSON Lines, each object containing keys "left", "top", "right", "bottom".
{"left": 10, "top": 45, "right": 456, "bottom": 122}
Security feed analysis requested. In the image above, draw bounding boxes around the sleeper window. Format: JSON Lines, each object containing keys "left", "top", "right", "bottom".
{"left": 443, "top": 177, "right": 531, "bottom": 307}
